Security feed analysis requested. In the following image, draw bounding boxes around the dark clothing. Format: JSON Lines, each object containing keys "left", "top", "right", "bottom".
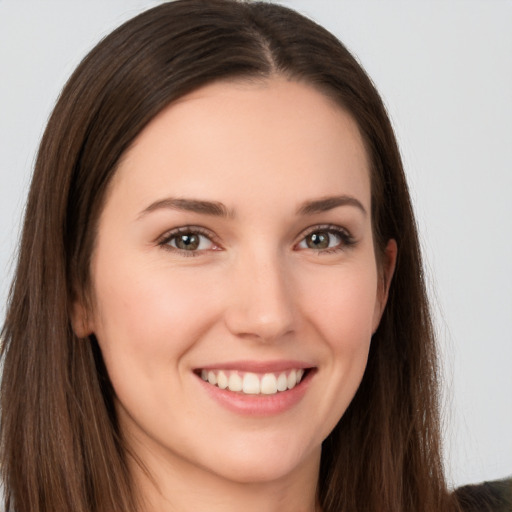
{"left": 455, "top": 478, "right": 512, "bottom": 512}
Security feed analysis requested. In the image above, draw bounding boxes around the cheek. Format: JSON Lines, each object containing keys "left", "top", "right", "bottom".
{"left": 292, "top": 262, "right": 379, "bottom": 439}
{"left": 91, "top": 257, "right": 223, "bottom": 367}
{"left": 299, "top": 262, "right": 379, "bottom": 349}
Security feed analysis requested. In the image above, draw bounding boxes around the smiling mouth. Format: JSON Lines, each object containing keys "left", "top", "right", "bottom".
{"left": 196, "top": 368, "right": 311, "bottom": 395}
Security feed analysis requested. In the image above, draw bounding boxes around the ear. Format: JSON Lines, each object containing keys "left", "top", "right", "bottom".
{"left": 372, "top": 238, "right": 397, "bottom": 333}
{"left": 70, "top": 298, "right": 94, "bottom": 339}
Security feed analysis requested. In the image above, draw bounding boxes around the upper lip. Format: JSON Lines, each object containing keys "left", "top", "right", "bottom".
{"left": 195, "top": 360, "right": 315, "bottom": 373}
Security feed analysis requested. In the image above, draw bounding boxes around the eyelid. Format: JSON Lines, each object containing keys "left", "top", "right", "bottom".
{"left": 294, "top": 223, "right": 356, "bottom": 252}
{"left": 157, "top": 225, "right": 223, "bottom": 255}
{"left": 155, "top": 223, "right": 355, "bottom": 256}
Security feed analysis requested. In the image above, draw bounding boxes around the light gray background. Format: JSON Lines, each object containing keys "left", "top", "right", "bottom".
{"left": 0, "top": 0, "right": 510, "bottom": 488}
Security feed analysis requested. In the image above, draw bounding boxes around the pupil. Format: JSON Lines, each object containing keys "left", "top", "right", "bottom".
{"left": 308, "top": 232, "right": 329, "bottom": 249}
{"left": 177, "top": 234, "right": 199, "bottom": 250}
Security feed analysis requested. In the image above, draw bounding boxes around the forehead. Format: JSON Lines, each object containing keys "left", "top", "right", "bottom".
{"left": 108, "top": 78, "right": 371, "bottom": 216}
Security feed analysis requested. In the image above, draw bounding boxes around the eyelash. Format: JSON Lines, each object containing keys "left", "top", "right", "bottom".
{"left": 297, "top": 224, "right": 356, "bottom": 254}
{"left": 157, "top": 224, "right": 356, "bottom": 257}
{"left": 157, "top": 226, "right": 220, "bottom": 258}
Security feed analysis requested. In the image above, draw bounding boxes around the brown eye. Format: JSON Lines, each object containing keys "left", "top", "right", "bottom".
{"left": 297, "top": 226, "right": 354, "bottom": 253}
{"left": 304, "top": 232, "right": 331, "bottom": 249}
{"left": 174, "top": 233, "right": 200, "bottom": 250}
{"left": 161, "top": 229, "right": 216, "bottom": 253}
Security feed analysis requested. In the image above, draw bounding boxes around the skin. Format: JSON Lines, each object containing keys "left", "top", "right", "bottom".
{"left": 74, "top": 77, "right": 396, "bottom": 512}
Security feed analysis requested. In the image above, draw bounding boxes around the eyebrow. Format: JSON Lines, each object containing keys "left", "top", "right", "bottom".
{"left": 138, "top": 194, "right": 366, "bottom": 219}
{"left": 296, "top": 195, "right": 367, "bottom": 216}
{"left": 138, "top": 197, "right": 233, "bottom": 219}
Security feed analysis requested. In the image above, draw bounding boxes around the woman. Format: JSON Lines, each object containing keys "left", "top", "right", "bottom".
{"left": 0, "top": 1, "right": 508, "bottom": 511}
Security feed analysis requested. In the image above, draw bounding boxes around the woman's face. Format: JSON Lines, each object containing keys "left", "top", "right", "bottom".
{"left": 76, "top": 78, "right": 395, "bottom": 486}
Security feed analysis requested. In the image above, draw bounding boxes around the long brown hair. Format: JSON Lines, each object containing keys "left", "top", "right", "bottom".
{"left": 1, "top": 1, "right": 459, "bottom": 511}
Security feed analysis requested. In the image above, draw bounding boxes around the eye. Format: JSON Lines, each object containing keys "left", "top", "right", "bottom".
{"left": 296, "top": 225, "right": 355, "bottom": 253}
{"left": 158, "top": 227, "right": 219, "bottom": 255}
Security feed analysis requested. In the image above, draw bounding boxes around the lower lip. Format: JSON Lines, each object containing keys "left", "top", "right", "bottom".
{"left": 195, "top": 370, "right": 314, "bottom": 416}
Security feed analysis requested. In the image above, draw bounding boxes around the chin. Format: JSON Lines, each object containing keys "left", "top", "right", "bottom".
{"left": 197, "top": 437, "right": 321, "bottom": 485}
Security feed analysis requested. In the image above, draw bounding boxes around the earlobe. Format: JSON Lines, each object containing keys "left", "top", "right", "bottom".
{"left": 70, "top": 299, "right": 94, "bottom": 338}
{"left": 372, "top": 238, "right": 398, "bottom": 332}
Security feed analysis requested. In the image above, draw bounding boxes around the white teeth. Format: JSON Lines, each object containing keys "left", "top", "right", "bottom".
{"left": 228, "top": 372, "right": 243, "bottom": 392}
{"left": 287, "top": 370, "right": 297, "bottom": 389}
{"left": 242, "top": 373, "right": 260, "bottom": 394}
{"left": 260, "top": 373, "right": 278, "bottom": 394}
{"left": 199, "top": 368, "right": 307, "bottom": 395}
{"left": 276, "top": 372, "right": 288, "bottom": 391}
{"left": 217, "top": 370, "right": 228, "bottom": 389}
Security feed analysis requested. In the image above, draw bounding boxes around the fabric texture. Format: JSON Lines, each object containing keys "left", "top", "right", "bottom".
{"left": 454, "top": 478, "right": 512, "bottom": 512}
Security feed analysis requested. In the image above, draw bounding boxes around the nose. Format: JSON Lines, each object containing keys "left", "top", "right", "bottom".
{"left": 223, "top": 250, "right": 296, "bottom": 343}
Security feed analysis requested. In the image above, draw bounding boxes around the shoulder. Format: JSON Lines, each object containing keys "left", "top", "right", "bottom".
{"left": 454, "top": 477, "right": 512, "bottom": 512}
